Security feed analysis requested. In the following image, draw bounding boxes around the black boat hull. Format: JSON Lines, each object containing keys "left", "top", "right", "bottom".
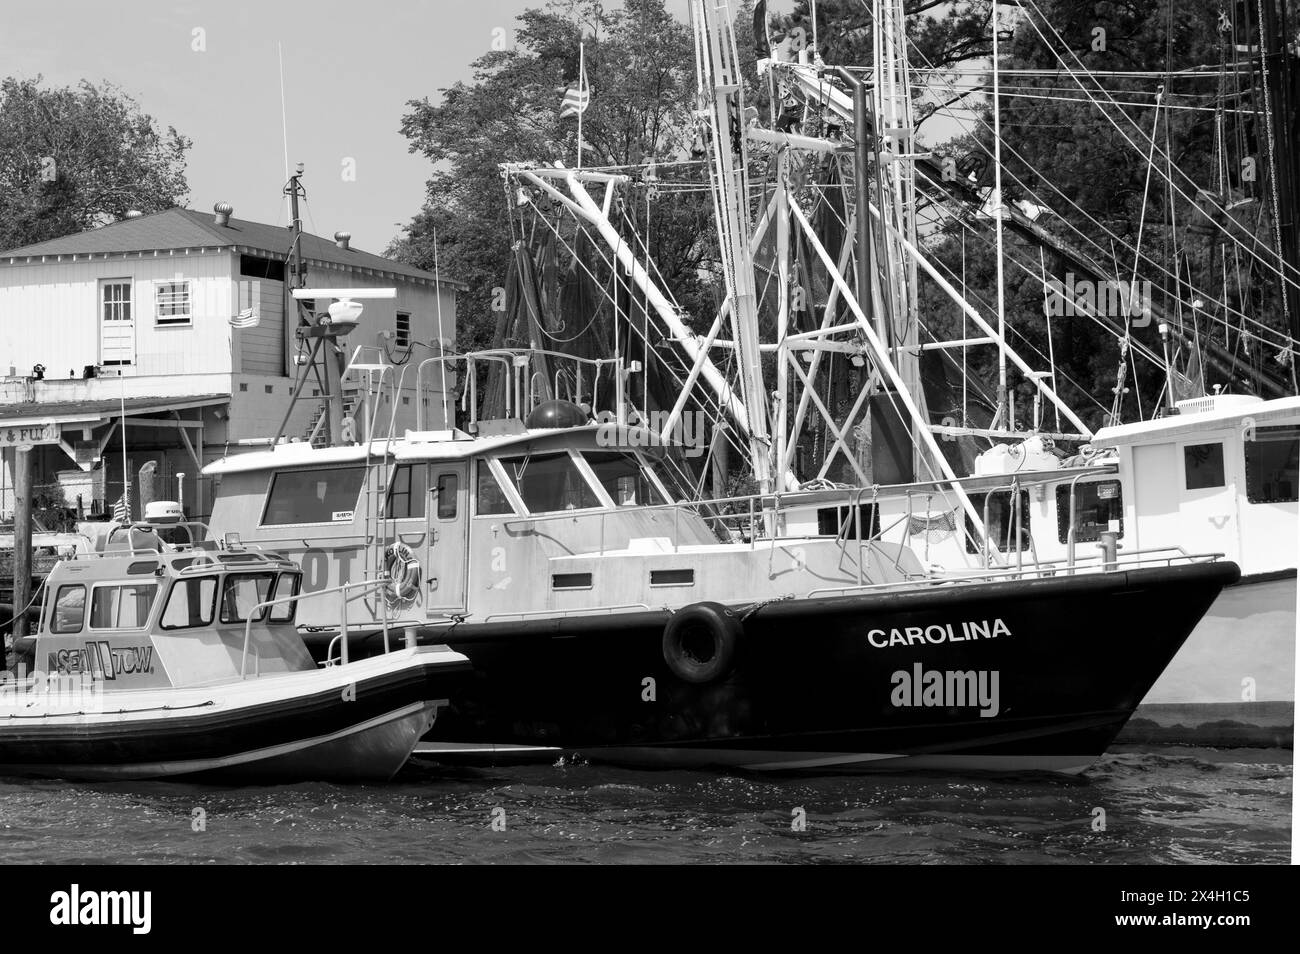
{"left": 351, "top": 562, "right": 1241, "bottom": 773}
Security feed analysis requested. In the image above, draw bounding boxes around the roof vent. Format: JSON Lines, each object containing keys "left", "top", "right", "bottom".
{"left": 334, "top": 230, "right": 351, "bottom": 250}
{"left": 214, "top": 201, "right": 233, "bottom": 227}
{"left": 123, "top": 209, "right": 143, "bottom": 219}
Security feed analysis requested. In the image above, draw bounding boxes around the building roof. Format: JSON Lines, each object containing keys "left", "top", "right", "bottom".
{"left": 0, "top": 207, "right": 464, "bottom": 289}
{"left": 0, "top": 394, "right": 229, "bottom": 427}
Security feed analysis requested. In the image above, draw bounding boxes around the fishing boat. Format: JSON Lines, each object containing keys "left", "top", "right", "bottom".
{"left": 200, "top": 361, "right": 1239, "bottom": 772}
{"left": 0, "top": 509, "right": 471, "bottom": 781}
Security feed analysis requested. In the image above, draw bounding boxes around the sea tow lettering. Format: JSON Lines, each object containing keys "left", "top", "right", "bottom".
{"left": 49, "top": 884, "right": 151, "bottom": 935}
{"left": 890, "top": 664, "right": 1000, "bottom": 718}
{"left": 47, "top": 643, "right": 154, "bottom": 680}
{"left": 867, "top": 618, "right": 1011, "bottom": 649}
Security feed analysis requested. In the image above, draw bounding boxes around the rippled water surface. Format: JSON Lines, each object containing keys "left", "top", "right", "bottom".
{"left": 0, "top": 746, "right": 1289, "bottom": 864}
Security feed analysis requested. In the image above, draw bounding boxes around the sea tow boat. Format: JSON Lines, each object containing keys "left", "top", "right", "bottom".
{"left": 203, "top": 375, "right": 1241, "bottom": 773}
{"left": 0, "top": 519, "right": 471, "bottom": 781}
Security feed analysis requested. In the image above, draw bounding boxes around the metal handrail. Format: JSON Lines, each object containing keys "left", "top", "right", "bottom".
{"left": 239, "top": 577, "right": 391, "bottom": 678}
{"left": 804, "top": 547, "right": 1225, "bottom": 599}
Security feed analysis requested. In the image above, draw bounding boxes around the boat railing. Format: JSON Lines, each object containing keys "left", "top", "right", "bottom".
{"left": 414, "top": 348, "right": 629, "bottom": 431}
{"left": 496, "top": 468, "right": 1107, "bottom": 568}
{"left": 240, "top": 578, "right": 395, "bottom": 679}
{"left": 803, "top": 545, "right": 1223, "bottom": 600}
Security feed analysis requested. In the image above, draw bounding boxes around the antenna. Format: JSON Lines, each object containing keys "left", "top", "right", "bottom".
{"left": 278, "top": 42, "right": 291, "bottom": 222}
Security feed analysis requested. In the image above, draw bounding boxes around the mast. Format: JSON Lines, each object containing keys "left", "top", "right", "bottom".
{"left": 991, "top": 0, "right": 1010, "bottom": 426}
{"left": 690, "top": 0, "right": 773, "bottom": 493}
{"left": 1260, "top": 0, "right": 1300, "bottom": 355}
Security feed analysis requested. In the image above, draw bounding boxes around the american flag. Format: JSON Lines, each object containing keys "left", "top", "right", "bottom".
{"left": 112, "top": 494, "right": 129, "bottom": 523}
{"left": 559, "top": 60, "right": 589, "bottom": 118}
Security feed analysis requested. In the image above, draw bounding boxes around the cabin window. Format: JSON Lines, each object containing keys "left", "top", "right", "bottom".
{"left": 89, "top": 583, "right": 158, "bottom": 630}
{"left": 160, "top": 577, "right": 217, "bottom": 630}
{"left": 435, "top": 473, "right": 459, "bottom": 519}
{"left": 268, "top": 574, "right": 300, "bottom": 623}
{"left": 396, "top": 312, "right": 411, "bottom": 348}
{"left": 219, "top": 574, "right": 275, "bottom": 624}
{"left": 475, "top": 462, "right": 514, "bottom": 515}
{"left": 262, "top": 466, "right": 366, "bottom": 525}
{"left": 964, "top": 491, "right": 1032, "bottom": 554}
{"left": 386, "top": 464, "right": 427, "bottom": 520}
{"left": 154, "top": 280, "right": 192, "bottom": 326}
{"left": 498, "top": 452, "right": 599, "bottom": 513}
{"left": 50, "top": 584, "right": 86, "bottom": 634}
{"left": 583, "top": 452, "right": 666, "bottom": 507}
{"left": 1244, "top": 425, "right": 1299, "bottom": 504}
{"left": 816, "top": 503, "right": 880, "bottom": 538}
{"left": 1184, "top": 442, "right": 1226, "bottom": 490}
{"left": 1056, "top": 480, "right": 1124, "bottom": 543}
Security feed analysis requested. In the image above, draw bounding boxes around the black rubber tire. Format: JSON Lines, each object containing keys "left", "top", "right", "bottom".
{"left": 662, "top": 602, "right": 741, "bottom": 684}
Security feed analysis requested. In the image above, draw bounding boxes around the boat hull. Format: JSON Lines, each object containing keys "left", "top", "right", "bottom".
{"left": 0, "top": 648, "right": 471, "bottom": 782}
{"left": 1119, "top": 570, "right": 1296, "bottom": 745}
{"left": 402, "top": 562, "right": 1240, "bottom": 773}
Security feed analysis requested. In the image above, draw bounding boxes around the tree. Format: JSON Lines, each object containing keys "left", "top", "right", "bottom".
{"left": 0, "top": 77, "right": 191, "bottom": 251}
{"left": 391, "top": 0, "right": 714, "bottom": 355}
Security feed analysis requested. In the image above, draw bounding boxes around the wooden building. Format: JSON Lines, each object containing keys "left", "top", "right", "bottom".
{"left": 0, "top": 204, "right": 461, "bottom": 523}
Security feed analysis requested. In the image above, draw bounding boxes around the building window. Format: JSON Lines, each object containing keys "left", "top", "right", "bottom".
{"left": 1244, "top": 425, "right": 1299, "bottom": 504}
{"left": 385, "top": 463, "right": 427, "bottom": 520}
{"left": 1184, "top": 442, "right": 1226, "bottom": 490}
{"left": 239, "top": 254, "right": 286, "bottom": 282}
{"left": 1056, "top": 480, "right": 1124, "bottom": 544}
{"left": 155, "top": 281, "right": 192, "bottom": 326}
{"left": 396, "top": 311, "right": 411, "bottom": 347}
{"left": 102, "top": 281, "right": 132, "bottom": 323}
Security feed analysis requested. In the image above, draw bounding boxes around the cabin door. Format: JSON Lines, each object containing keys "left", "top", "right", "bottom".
{"left": 99, "top": 279, "right": 135, "bottom": 366}
{"left": 424, "top": 463, "right": 468, "bottom": 614}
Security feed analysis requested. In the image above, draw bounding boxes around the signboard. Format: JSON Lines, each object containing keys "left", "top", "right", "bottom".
{"left": 0, "top": 422, "right": 59, "bottom": 448}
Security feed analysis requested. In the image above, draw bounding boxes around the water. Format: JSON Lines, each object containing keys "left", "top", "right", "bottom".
{"left": 0, "top": 746, "right": 1289, "bottom": 864}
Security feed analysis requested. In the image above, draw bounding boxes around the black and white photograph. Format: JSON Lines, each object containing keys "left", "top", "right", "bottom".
{"left": 0, "top": 0, "right": 1294, "bottom": 897}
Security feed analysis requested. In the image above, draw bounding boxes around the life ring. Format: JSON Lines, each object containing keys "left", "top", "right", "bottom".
{"left": 662, "top": 602, "right": 741, "bottom": 684}
{"left": 382, "top": 542, "right": 422, "bottom": 602}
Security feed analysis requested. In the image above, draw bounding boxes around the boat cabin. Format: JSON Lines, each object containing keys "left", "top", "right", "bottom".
{"left": 27, "top": 545, "right": 311, "bottom": 689}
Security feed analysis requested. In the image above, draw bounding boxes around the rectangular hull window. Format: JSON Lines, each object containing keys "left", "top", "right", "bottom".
{"left": 552, "top": 573, "right": 593, "bottom": 589}
{"left": 650, "top": 569, "right": 694, "bottom": 586}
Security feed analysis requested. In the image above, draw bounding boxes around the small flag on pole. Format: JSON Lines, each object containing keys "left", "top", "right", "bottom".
{"left": 113, "top": 494, "right": 129, "bottom": 523}
{"left": 560, "top": 49, "right": 589, "bottom": 118}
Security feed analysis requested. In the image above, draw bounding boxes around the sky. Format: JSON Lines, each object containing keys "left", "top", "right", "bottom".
{"left": 0, "top": 0, "right": 697, "bottom": 255}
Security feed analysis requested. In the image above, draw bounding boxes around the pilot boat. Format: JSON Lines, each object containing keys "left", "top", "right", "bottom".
{"left": 0, "top": 515, "right": 471, "bottom": 781}
{"left": 200, "top": 339, "right": 1241, "bottom": 774}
